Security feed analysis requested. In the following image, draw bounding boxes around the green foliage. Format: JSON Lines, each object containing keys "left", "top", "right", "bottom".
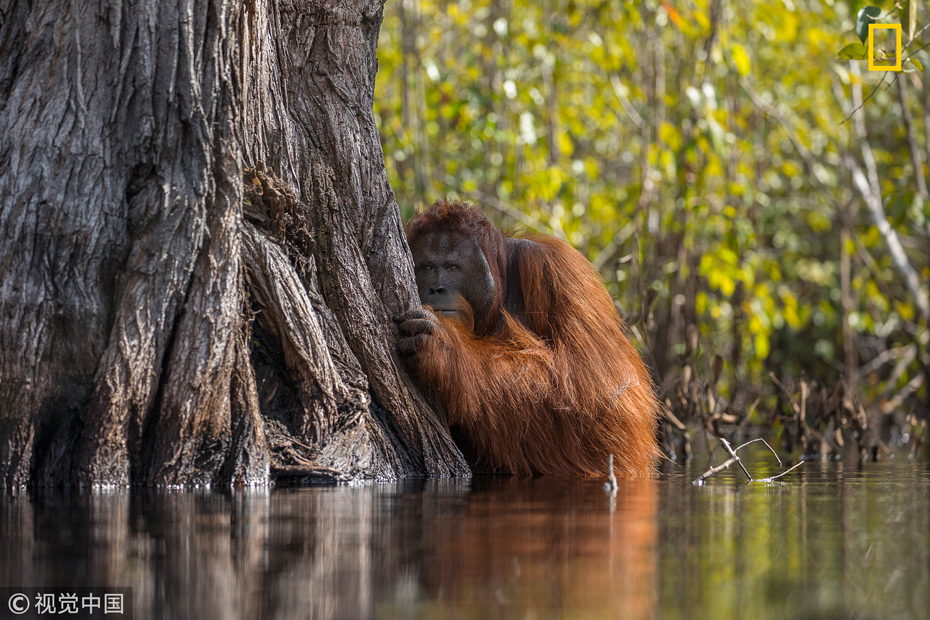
{"left": 838, "top": 43, "right": 868, "bottom": 60}
{"left": 856, "top": 6, "right": 882, "bottom": 43}
{"left": 375, "top": 0, "right": 930, "bottom": 421}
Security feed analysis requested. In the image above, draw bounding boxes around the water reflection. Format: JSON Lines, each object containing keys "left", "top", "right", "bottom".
{"left": 0, "top": 453, "right": 928, "bottom": 620}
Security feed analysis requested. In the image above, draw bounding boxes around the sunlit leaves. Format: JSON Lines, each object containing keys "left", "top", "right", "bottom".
{"left": 838, "top": 43, "right": 868, "bottom": 60}
{"left": 731, "top": 44, "right": 751, "bottom": 75}
{"left": 375, "top": 0, "right": 930, "bottom": 404}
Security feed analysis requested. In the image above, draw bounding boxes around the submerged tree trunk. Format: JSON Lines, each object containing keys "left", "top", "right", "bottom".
{"left": 0, "top": 0, "right": 468, "bottom": 489}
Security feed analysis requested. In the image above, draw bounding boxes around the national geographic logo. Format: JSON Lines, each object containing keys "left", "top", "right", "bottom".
{"left": 838, "top": 5, "right": 922, "bottom": 73}
{"left": 868, "top": 23, "right": 902, "bottom": 71}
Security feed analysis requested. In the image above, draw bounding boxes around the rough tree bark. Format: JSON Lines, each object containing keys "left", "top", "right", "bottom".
{"left": 0, "top": 0, "right": 468, "bottom": 489}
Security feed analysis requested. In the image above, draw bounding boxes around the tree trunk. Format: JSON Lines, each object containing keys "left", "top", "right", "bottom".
{"left": 0, "top": 0, "right": 468, "bottom": 489}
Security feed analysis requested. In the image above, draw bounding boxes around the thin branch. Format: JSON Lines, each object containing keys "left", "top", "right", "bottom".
{"left": 903, "top": 22, "right": 930, "bottom": 51}
{"left": 739, "top": 77, "right": 815, "bottom": 174}
{"left": 693, "top": 436, "right": 750, "bottom": 485}
{"left": 693, "top": 454, "right": 741, "bottom": 486}
{"left": 592, "top": 221, "right": 635, "bottom": 270}
{"left": 880, "top": 373, "right": 926, "bottom": 414}
{"left": 662, "top": 402, "right": 689, "bottom": 432}
{"left": 720, "top": 437, "right": 753, "bottom": 481}
{"left": 896, "top": 77, "right": 929, "bottom": 200}
{"left": 840, "top": 71, "right": 893, "bottom": 125}
{"left": 436, "top": 174, "right": 557, "bottom": 237}
{"left": 603, "top": 453, "right": 618, "bottom": 492}
{"left": 845, "top": 60, "right": 930, "bottom": 321}
{"left": 694, "top": 434, "right": 800, "bottom": 485}
{"left": 734, "top": 437, "right": 783, "bottom": 467}
{"left": 850, "top": 231, "right": 897, "bottom": 302}
{"left": 859, "top": 343, "right": 917, "bottom": 376}
{"left": 760, "top": 461, "right": 804, "bottom": 482}
{"left": 845, "top": 155, "right": 930, "bottom": 321}
{"left": 609, "top": 74, "right": 647, "bottom": 129}
{"left": 878, "top": 2, "right": 905, "bottom": 21}
{"left": 769, "top": 372, "right": 794, "bottom": 401}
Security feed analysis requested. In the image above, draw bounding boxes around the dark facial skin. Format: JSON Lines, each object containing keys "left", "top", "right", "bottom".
{"left": 411, "top": 231, "right": 496, "bottom": 330}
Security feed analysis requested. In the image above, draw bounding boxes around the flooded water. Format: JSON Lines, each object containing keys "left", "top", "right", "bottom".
{"left": 1, "top": 447, "right": 928, "bottom": 620}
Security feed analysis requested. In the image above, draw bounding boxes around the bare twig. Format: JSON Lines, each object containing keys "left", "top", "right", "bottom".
{"left": 693, "top": 436, "right": 800, "bottom": 485}
{"left": 877, "top": 1, "right": 905, "bottom": 22}
{"left": 845, "top": 60, "right": 930, "bottom": 321}
{"left": 609, "top": 74, "right": 647, "bottom": 129}
{"left": 604, "top": 454, "right": 619, "bottom": 514}
{"left": 880, "top": 374, "right": 926, "bottom": 414}
{"left": 734, "top": 437, "right": 783, "bottom": 467}
{"left": 603, "top": 453, "right": 618, "bottom": 492}
{"left": 859, "top": 343, "right": 918, "bottom": 376}
{"left": 769, "top": 373, "right": 796, "bottom": 407}
{"left": 693, "top": 454, "right": 742, "bottom": 486}
{"left": 720, "top": 438, "right": 753, "bottom": 481}
{"left": 693, "top": 436, "right": 750, "bottom": 485}
{"left": 903, "top": 22, "right": 930, "bottom": 51}
{"left": 897, "top": 77, "right": 930, "bottom": 200}
{"left": 436, "top": 174, "right": 557, "bottom": 237}
{"left": 739, "top": 76, "right": 815, "bottom": 173}
{"left": 840, "top": 70, "right": 893, "bottom": 125}
{"left": 662, "top": 401, "right": 689, "bottom": 431}
{"left": 760, "top": 462, "right": 805, "bottom": 482}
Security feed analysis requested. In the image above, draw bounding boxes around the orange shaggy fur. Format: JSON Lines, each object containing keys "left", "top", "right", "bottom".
{"left": 405, "top": 201, "right": 658, "bottom": 477}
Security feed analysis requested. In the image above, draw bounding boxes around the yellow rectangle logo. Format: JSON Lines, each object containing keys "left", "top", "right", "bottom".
{"left": 868, "top": 24, "right": 902, "bottom": 71}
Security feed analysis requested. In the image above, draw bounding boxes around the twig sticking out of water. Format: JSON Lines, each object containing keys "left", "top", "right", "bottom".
{"left": 759, "top": 461, "right": 805, "bottom": 482}
{"left": 693, "top": 437, "right": 801, "bottom": 486}
{"left": 603, "top": 454, "right": 618, "bottom": 514}
{"left": 603, "top": 454, "right": 618, "bottom": 492}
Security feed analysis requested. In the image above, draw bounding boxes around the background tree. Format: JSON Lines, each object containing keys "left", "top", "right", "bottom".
{"left": 376, "top": 0, "right": 930, "bottom": 457}
{"left": 0, "top": 0, "right": 468, "bottom": 489}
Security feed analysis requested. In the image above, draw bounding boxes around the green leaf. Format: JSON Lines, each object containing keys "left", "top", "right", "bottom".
{"left": 906, "top": 56, "right": 923, "bottom": 72}
{"left": 899, "top": 0, "right": 916, "bottom": 42}
{"left": 855, "top": 6, "right": 882, "bottom": 44}
{"left": 838, "top": 43, "right": 868, "bottom": 60}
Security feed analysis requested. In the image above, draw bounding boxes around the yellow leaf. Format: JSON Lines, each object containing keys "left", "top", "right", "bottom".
{"left": 693, "top": 10, "right": 710, "bottom": 32}
{"left": 718, "top": 273, "right": 736, "bottom": 297}
{"left": 732, "top": 44, "right": 751, "bottom": 76}
{"left": 896, "top": 300, "right": 915, "bottom": 321}
{"left": 696, "top": 291, "right": 708, "bottom": 314}
{"left": 658, "top": 122, "right": 682, "bottom": 151}
{"left": 754, "top": 333, "right": 770, "bottom": 359}
{"left": 558, "top": 132, "right": 574, "bottom": 158}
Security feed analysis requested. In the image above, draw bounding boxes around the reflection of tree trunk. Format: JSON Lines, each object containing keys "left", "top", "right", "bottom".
{"left": 0, "top": 0, "right": 468, "bottom": 489}
{"left": 2, "top": 480, "right": 657, "bottom": 619}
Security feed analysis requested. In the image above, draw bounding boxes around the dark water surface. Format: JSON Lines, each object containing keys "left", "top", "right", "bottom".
{"left": 1, "top": 449, "right": 928, "bottom": 620}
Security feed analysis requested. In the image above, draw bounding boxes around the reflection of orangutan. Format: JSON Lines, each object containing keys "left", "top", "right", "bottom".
{"left": 421, "top": 477, "right": 657, "bottom": 619}
{"left": 396, "top": 200, "right": 658, "bottom": 476}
